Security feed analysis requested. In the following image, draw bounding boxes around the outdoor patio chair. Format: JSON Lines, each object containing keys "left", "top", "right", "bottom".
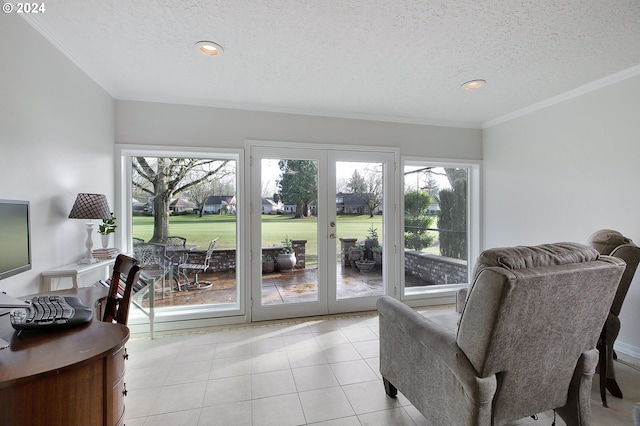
{"left": 178, "top": 238, "right": 218, "bottom": 290}
{"left": 378, "top": 242, "right": 625, "bottom": 426}
{"left": 163, "top": 236, "right": 188, "bottom": 284}
{"left": 133, "top": 242, "right": 176, "bottom": 298}
{"left": 165, "top": 236, "right": 187, "bottom": 246}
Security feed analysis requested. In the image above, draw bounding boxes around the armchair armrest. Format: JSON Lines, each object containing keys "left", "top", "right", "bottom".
{"left": 377, "top": 296, "right": 497, "bottom": 425}
{"left": 456, "top": 287, "right": 468, "bottom": 313}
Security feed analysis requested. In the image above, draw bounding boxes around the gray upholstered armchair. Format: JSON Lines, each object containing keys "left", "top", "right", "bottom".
{"left": 378, "top": 242, "right": 625, "bottom": 426}
{"left": 586, "top": 229, "right": 640, "bottom": 404}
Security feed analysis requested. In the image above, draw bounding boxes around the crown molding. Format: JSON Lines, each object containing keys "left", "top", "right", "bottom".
{"left": 116, "top": 95, "right": 483, "bottom": 129}
{"left": 20, "top": 14, "right": 118, "bottom": 97}
{"left": 482, "top": 64, "right": 640, "bottom": 129}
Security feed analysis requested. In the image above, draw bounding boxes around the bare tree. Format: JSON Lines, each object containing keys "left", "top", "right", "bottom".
{"left": 132, "top": 157, "right": 231, "bottom": 241}
{"left": 348, "top": 167, "right": 382, "bottom": 218}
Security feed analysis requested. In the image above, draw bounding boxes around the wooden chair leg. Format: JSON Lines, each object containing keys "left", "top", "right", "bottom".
{"left": 599, "top": 329, "right": 608, "bottom": 407}
{"left": 383, "top": 377, "right": 397, "bottom": 398}
{"left": 607, "top": 378, "right": 623, "bottom": 399}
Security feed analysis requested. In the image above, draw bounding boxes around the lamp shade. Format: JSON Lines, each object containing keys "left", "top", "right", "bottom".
{"left": 68, "top": 193, "right": 111, "bottom": 220}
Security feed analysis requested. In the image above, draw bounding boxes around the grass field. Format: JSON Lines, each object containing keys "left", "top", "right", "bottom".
{"left": 132, "top": 214, "right": 383, "bottom": 250}
{"left": 132, "top": 213, "right": 440, "bottom": 265}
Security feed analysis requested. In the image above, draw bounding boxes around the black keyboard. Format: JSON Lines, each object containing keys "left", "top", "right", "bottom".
{"left": 10, "top": 295, "right": 93, "bottom": 330}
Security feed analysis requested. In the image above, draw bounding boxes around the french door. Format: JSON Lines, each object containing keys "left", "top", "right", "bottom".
{"left": 250, "top": 144, "right": 397, "bottom": 321}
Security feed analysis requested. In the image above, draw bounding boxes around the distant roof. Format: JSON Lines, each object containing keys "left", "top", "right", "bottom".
{"left": 205, "top": 195, "right": 235, "bottom": 204}
{"left": 170, "top": 198, "right": 197, "bottom": 208}
{"left": 336, "top": 192, "right": 367, "bottom": 206}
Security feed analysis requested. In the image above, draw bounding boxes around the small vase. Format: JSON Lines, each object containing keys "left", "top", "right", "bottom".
{"left": 100, "top": 234, "right": 110, "bottom": 249}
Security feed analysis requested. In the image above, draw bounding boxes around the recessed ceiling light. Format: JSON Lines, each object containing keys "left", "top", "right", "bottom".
{"left": 461, "top": 79, "right": 486, "bottom": 90}
{"left": 195, "top": 41, "right": 224, "bottom": 57}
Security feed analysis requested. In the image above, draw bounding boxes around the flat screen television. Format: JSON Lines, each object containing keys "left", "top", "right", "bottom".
{"left": 0, "top": 200, "right": 32, "bottom": 280}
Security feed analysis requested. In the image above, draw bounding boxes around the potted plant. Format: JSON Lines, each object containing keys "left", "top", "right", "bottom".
{"left": 262, "top": 253, "right": 275, "bottom": 274}
{"left": 355, "top": 259, "right": 376, "bottom": 272}
{"left": 364, "top": 224, "right": 379, "bottom": 260}
{"left": 97, "top": 212, "right": 117, "bottom": 248}
{"left": 276, "top": 236, "right": 297, "bottom": 271}
{"left": 371, "top": 245, "right": 383, "bottom": 267}
{"left": 348, "top": 243, "right": 366, "bottom": 268}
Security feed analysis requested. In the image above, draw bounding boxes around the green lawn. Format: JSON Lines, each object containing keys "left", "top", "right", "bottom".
{"left": 132, "top": 213, "right": 440, "bottom": 264}
{"left": 133, "top": 214, "right": 237, "bottom": 248}
{"left": 132, "top": 214, "right": 382, "bottom": 251}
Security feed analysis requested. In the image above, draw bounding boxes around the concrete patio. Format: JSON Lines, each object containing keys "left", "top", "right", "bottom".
{"left": 141, "top": 264, "right": 425, "bottom": 308}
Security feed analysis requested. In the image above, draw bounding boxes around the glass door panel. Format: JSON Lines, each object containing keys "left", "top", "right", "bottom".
{"left": 260, "top": 157, "right": 319, "bottom": 305}
{"left": 251, "top": 147, "right": 327, "bottom": 321}
{"left": 334, "top": 161, "right": 385, "bottom": 300}
{"left": 251, "top": 145, "right": 396, "bottom": 320}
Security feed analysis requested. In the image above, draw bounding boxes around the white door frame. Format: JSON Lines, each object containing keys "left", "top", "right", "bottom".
{"left": 247, "top": 140, "right": 399, "bottom": 321}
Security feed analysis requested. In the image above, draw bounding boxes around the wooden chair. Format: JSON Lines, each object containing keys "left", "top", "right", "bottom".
{"left": 102, "top": 254, "right": 141, "bottom": 325}
{"left": 587, "top": 229, "right": 640, "bottom": 406}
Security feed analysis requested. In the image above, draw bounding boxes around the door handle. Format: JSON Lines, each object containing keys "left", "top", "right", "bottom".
{"left": 329, "top": 233, "right": 336, "bottom": 239}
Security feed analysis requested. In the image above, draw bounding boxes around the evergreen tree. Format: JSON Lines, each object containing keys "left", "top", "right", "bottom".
{"left": 277, "top": 160, "right": 318, "bottom": 218}
{"left": 438, "top": 173, "right": 467, "bottom": 260}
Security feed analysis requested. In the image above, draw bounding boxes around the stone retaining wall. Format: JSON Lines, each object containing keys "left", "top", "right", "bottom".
{"left": 187, "top": 239, "right": 307, "bottom": 272}
{"left": 404, "top": 250, "right": 468, "bottom": 285}
{"left": 189, "top": 240, "right": 466, "bottom": 283}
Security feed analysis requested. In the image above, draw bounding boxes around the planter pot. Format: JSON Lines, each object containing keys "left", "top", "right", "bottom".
{"left": 262, "top": 259, "right": 275, "bottom": 274}
{"left": 348, "top": 249, "right": 365, "bottom": 268}
{"left": 100, "top": 234, "right": 110, "bottom": 249}
{"left": 355, "top": 260, "right": 376, "bottom": 272}
{"left": 364, "top": 239, "right": 379, "bottom": 260}
{"left": 276, "top": 253, "right": 297, "bottom": 271}
{"left": 372, "top": 250, "right": 382, "bottom": 267}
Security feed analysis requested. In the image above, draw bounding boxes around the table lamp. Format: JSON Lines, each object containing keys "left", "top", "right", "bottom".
{"left": 68, "top": 193, "right": 111, "bottom": 264}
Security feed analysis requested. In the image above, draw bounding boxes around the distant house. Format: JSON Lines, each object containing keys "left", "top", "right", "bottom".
{"left": 282, "top": 202, "right": 296, "bottom": 214}
{"left": 204, "top": 195, "right": 236, "bottom": 214}
{"left": 335, "top": 192, "right": 382, "bottom": 215}
{"left": 427, "top": 202, "right": 440, "bottom": 215}
{"left": 262, "top": 198, "right": 283, "bottom": 214}
{"left": 282, "top": 202, "right": 316, "bottom": 216}
{"left": 132, "top": 199, "right": 152, "bottom": 215}
{"left": 169, "top": 198, "right": 197, "bottom": 213}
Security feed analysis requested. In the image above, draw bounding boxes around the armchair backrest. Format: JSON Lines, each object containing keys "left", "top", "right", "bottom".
{"left": 457, "top": 242, "right": 625, "bottom": 424}
{"left": 608, "top": 244, "right": 640, "bottom": 316}
{"left": 587, "top": 229, "right": 640, "bottom": 316}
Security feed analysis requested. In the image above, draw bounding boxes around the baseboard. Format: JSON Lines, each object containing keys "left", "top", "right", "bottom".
{"left": 614, "top": 340, "right": 640, "bottom": 361}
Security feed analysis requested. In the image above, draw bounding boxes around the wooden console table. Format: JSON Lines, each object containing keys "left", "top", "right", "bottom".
{"left": 0, "top": 287, "right": 129, "bottom": 426}
{"left": 41, "top": 258, "right": 116, "bottom": 291}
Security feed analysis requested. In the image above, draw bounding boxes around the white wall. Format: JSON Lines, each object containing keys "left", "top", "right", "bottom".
{"left": 0, "top": 15, "right": 115, "bottom": 296}
{"left": 116, "top": 100, "right": 482, "bottom": 159}
{"left": 483, "top": 73, "right": 640, "bottom": 357}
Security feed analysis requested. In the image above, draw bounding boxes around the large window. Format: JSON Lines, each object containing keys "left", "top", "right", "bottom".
{"left": 116, "top": 145, "right": 244, "bottom": 330}
{"left": 402, "top": 158, "right": 480, "bottom": 298}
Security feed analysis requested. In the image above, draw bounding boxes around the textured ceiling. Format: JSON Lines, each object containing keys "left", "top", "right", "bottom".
{"left": 22, "top": 0, "right": 640, "bottom": 128}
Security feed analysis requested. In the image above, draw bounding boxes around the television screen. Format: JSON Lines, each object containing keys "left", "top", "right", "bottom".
{"left": 0, "top": 200, "right": 32, "bottom": 280}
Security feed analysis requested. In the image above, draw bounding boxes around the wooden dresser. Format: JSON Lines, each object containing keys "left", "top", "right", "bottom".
{"left": 0, "top": 287, "right": 129, "bottom": 426}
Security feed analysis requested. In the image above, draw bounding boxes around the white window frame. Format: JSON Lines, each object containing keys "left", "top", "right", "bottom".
{"left": 400, "top": 157, "right": 482, "bottom": 306}
{"left": 115, "top": 144, "right": 247, "bottom": 332}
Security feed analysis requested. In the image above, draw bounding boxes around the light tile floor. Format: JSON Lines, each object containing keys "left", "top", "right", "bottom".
{"left": 123, "top": 309, "right": 640, "bottom": 426}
